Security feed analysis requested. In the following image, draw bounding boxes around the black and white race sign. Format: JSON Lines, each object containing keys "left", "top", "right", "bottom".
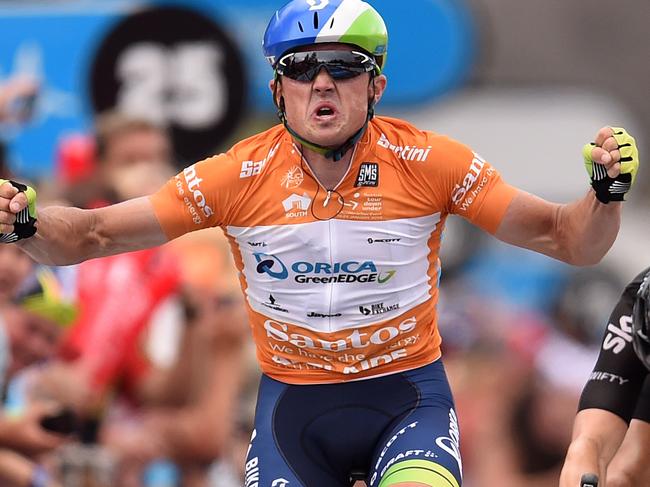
{"left": 89, "top": 6, "right": 247, "bottom": 164}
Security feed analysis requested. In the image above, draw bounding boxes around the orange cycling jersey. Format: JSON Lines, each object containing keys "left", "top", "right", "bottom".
{"left": 151, "top": 116, "right": 517, "bottom": 384}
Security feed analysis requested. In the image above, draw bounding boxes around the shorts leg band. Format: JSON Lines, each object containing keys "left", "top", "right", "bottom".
{"left": 378, "top": 459, "right": 460, "bottom": 487}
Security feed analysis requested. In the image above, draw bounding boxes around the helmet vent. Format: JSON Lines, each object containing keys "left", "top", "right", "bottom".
{"left": 297, "top": 21, "right": 304, "bottom": 32}
{"left": 313, "top": 11, "right": 319, "bottom": 29}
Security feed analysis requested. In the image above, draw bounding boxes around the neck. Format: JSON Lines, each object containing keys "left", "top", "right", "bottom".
{"left": 300, "top": 143, "right": 354, "bottom": 168}
{"left": 298, "top": 142, "right": 355, "bottom": 191}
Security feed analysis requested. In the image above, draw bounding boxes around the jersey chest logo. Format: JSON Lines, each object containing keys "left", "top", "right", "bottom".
{"left": 355, "top": 162, "right": 379, "bottom": 187}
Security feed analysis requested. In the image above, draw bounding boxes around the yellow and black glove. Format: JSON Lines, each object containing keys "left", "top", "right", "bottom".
{"left": 583, "top": 127, "right": 639, "bottom": 204}
{"left": 0, "top": 179, "right": 37, "bottom": 242}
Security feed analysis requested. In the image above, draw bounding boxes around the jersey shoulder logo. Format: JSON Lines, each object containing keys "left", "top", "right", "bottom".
{"left": 240, "top": 142, "right": 280, "bottom": 178}
{"left": 602, "top": 314, "right": 633, "bottom": 354}
{"left": 451, "top": 152, "right": 486, "bottom": 205}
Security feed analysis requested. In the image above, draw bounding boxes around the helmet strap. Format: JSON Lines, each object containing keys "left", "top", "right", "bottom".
{"left": 273, "top": 74, "right": 377, "bottom": 162}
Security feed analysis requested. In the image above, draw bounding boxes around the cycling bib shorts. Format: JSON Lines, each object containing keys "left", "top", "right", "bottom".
{"left": 244, "top": 359, "right": 462, "bottom": 487}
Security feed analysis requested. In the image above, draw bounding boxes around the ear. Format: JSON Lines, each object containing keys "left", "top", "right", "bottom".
{"left": 370, "top": 74, "right": 387, "bottom": 105}
{"left": 269, "top": 78, "right": 283, "bottom": 106}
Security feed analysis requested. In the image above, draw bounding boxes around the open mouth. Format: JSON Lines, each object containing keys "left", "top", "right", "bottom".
{"left": 314, "top": 103, "right": 337, "bottom": 118}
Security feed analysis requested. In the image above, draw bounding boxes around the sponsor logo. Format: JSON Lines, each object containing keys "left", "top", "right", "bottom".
{"left": 589, "top": 371, "right": 629, "bottom": 386}
{"left": 248, "top": 241, "right": 267, "bottom": 247}
{"left": 451, "top": 152, "right": 486, "bottom": 205}
{"left": 240, "top": 143, "right": 279, "bottom": 178}
{"left": 355, "top": 162, "right": 379, "bottom": 187}
{"left": 253, "top": 253, "right": 396, "bottom": 285}
{"left": 367, "top": 237, "right": 401, "bottom": 244}
{"left": 359, "top": 192, "right": 383, "bottom": 214}
{"left": 245, "top": 429, "right": 259, "bottom": 487}
{"left": 370, "top": 422, "right": 419, "bottom": 485}
{"left": 602, "top": 314, "right": 633, "bottom": 354}
{"left": 359, "top": 302, "right": 400, "bottom": 315}
{"left": 183, "top": 165, "right": 214, "bottom": 222}
{"left": 254, "top": 254, "right": 289, "bottom": 280}
{"left": 282, "top": 193, "right": 312, "bottom": 218}
{"left": 262, "top": 294, "right": 289, "bottom": 313}
{"left": 281, "top": 165, "right": 304, "bottom": 189}
{"left": 435, "top": 408, "right": 462, "bottom": 476}
{"left": 344, "top": 200, "right": 359, "bottom": 210}
{"left": 307, "top": 0, "right": 329, "bottom": 10}
{"left": 271, "top": 480, "right": 290, "bottom": 487}
{"left": 307, "top": 311, "right": 342, "bottom": 318}
{"left": 264, "top": 316, "right": 417, "bottom": 352}
{"left": 377, "top": 133, "right": 431, "bottom": 162}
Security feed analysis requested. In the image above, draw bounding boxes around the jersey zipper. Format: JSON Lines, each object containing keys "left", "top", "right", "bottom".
{"left": 294, "top": 143, "right": 358, "bottom": 331}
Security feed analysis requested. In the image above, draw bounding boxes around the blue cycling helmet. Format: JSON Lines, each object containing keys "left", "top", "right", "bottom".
{"left": 263, "top": 0, "right": 388, "bottom": 73}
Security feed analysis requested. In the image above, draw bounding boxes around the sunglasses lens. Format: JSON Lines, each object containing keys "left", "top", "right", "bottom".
{"left": 324, "top": 65, "right": 361, "bottom": 80}
{"left": 277, "top": 50, "right": 375, "bottom": 81}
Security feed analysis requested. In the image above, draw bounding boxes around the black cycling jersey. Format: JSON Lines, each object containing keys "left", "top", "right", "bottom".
{"left": 579, "top": 267, "right": 650, "bottom": 423}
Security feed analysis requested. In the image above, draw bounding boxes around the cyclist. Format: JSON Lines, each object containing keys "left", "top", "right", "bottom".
{"left": 0, "top": 1, "right": 640, "bottom": 485}
{"left": 560, "top": 268, "right": 650, "bottom": 487}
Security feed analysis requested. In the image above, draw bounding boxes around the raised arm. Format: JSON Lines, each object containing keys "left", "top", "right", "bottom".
{"left": 495, "top": 189, "right": 620, "bottom": 266}
{"left": 495, "top": 127, "right": 638, "bottom": 266}
{"left": 0, "top": 180, "right": 168, "bottom": 265}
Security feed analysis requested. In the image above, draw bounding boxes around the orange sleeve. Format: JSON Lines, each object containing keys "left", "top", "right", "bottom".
{"left": 149, "top": 153, "right": 242, "bottom": 240}
{"left": 422, "top": 134, "right": 518, "bottom": 234}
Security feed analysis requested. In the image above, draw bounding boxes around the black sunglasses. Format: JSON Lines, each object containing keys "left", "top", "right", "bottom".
{"left": 276, "top": 50, "right": 377, "bottom": 82}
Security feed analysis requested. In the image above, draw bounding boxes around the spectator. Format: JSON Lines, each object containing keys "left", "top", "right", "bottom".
{"left": 33, "top": 112, "right": 249, "bottom": 486}
{"left": 0, "top": 266, "right": 75, "bottom": 487}
{"left": 100, "top": 229, "right": 250, "bottom": 487}
{"left": 0, "top": 243, "right": 33, "bottom": 307}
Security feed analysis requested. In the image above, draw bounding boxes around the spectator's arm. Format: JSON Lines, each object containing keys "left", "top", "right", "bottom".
{"left": 0, "top": 407, "right": 66, "bottom": 455}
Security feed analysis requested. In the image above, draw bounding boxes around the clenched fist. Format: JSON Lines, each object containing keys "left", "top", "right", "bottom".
{"left": 0, "top": 179, "right": 37, "bottom": 242}
{"left": 583, "top": 127, "right": 639, "bottom": 203}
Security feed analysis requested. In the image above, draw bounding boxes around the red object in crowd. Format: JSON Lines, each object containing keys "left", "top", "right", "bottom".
{"left": 55, "top": 133, "right": 96, "bottom": 185}
{"left": 59, "top": 248, "right": 180, "bottom": 396}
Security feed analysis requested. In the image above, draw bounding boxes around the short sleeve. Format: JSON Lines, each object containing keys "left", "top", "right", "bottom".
{"left": 423, "top": 134, "right": 517, "bottom": 234}
{"left": 578, "top": 269, "right": 650, "bottom": 423}
{"left": 149, "top": 153, "right": 240, "bottom": 240}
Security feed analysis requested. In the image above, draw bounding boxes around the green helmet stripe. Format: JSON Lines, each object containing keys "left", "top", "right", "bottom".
{"left": 311, "top": 0, "right": 387, "bottom": 71}
{"left": 316, "top": 0, "right": 371, "bottom": 39}
{"left": 340, "top": 8, "right": 382, "bottom": 46}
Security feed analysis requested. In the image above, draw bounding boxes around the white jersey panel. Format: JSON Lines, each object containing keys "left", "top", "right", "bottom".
{"left": 226, "top": 212, "right": 441, "bottom": 333}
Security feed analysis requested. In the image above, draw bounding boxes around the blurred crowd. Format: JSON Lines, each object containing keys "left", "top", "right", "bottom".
{"left": 0, "top": 75, "right": 259, "bottom": 487}
{"left": 0, "top": 75, "right": 627, "bottom": 487}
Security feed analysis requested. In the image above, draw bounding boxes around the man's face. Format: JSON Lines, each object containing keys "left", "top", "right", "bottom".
{"left": 2, "top": 306, "right": 62, "bottom": 376}
{"left": 101, "top": 128, "right": 174, "bottom": 201}
{"left": 0, "top": 246, "right": 33, "bottom": 304}
{"left": 271, "top": 44, "right": 386, "bottom": 148}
